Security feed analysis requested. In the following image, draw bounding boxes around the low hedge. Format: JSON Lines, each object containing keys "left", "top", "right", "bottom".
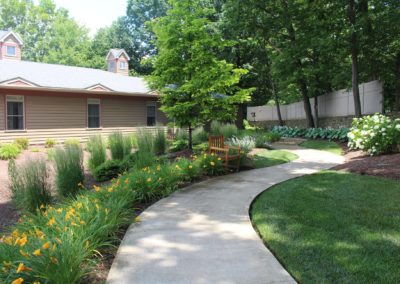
{"left": 271, "top": 126, "right": 349, "bottom": 142}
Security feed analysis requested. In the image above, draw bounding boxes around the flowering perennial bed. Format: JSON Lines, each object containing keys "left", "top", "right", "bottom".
{"left": 0, "top": 153, "right": 224, "bottom": 284}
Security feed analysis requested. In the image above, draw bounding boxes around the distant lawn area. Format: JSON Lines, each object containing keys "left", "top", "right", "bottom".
{"left": 300, "top": 140, "right": 343, "bottom": 155}
{"left": 252, "top": 150, "right": 298, "bottom": 168}
{"left": 251, "top": 171, "right": 400, "bottom": 283}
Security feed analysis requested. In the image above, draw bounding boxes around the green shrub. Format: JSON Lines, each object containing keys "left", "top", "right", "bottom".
{"left": 192, "top": 127, "right": 209, "bottom": 144}
{"left": 211, "top": 121, "right": 238, "bottom": 139}
{"left": 14, "top": 137, "right": 29, "bottom": 150}
{"left": 193, "top": 142, "right": 208, "bottom": 154}
{"left": 170, "top": 139, "right": 188, "bottom": 152}
{"left": 0, "top": 143, "right": 21, "bottom": 160}
{"left": 348, "top": 114, "right": 400, "bottom": 155}
{"left": 8, "top": 158, "right": 52, "bottom": 213}
{"left": 93, "top": 159, "right": 125, "bottom": 182}
{"left": 174, "top": 157, "right": 202, "bottom": 181}
{"left": 254, "top": 132, "right": 281, "bottom": 148}
{"left": 53, "top": 144, "right": 84, "bottom": 198}
{"left": 87, "top": 135, "right": 106, "bottom": 171}
{"left": 108, "top": 132, "right": 131, "bottom": 160}
{"left": 45, "top": 138, "right": 56, "bottom": 148}
{"left": 64, "top": 138, "right": 81, "bottom": 146}
{"left": 154, "top": 128, "right": 167, "bottom": 155}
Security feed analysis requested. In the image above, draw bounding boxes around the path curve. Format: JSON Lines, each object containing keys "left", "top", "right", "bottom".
{"left": 107, "top": 147, "right": 344, "bottom": 284}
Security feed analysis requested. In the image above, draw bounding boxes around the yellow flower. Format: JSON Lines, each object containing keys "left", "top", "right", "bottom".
{"left": 56, "top": 208, "right": 63, "bottom": 214}
{"left": 156, "top": 165, "right": 161, "bottom": 171}
{"left": 3, "top": 261, "right": 12, "bottom": 267}
{"left": 55, "top": 238, "right": 62, "bottom": 244}
{"left": 12, "top": 229, "right": 19, "bottom": 238}
{"left": 33, "top": 249, "right": 41, "bottom": 256}
{"left": 217, "top": 157, "right": 221, "bottom": 161}
{"left": 2, "top": 236, "right": 13, "bottom": 245}
{"left": 107, "top": 187, "right": 113, "bottom": 193}
{"left": 210, "top": 162, "right": 215, "bottom": 166}
{"left": 50, "top": 257, "right": 58, "bottom": 264}
{"left": 16, "top": 262, "right": 31, "bottom": 273}
{"left": 77, "top": 182, "right": 84, "bottom": 188}
{"left": 19, "top": 250, "right": 29, "bottom": 257}
{"left": 147, "top": 177, "right": 152, "bottom": 182}
{"left": 175, "top": 165, "right": 181, "bottom": 170}
{"left": 188, "top": 165, "right": 193, "bottom": 169}
{"left": 93, "top": 185, "right": 101, "bottom": 192}
{"left": 15, "top": 236, "right": 28, "bottom": 247}
{"left": 124, "top": 178, "right": 129, "bottom": 184}
{"left": 134, "top": 216, "right": 141, "bottom": 223}
{"left": 47, "top": 217, "right": 56, "bottom": 227}
{"left": 12, "top": 278, "right": 24, "bottom": 284}
{"left": 42, "top": 242, "right": 50, "bottom": 250}
{"left": 39, "top": 204, "right": 45, "bottom": 209}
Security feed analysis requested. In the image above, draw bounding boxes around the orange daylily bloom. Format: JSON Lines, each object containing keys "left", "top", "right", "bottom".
{"left": 33, "top": 249, "right": 41, "bottom": 256}
{"left": 11, "top": 278, "right": 24, "bottom": 284}
{"left": 42, "top": 242, "right": 51, "bottom": 250}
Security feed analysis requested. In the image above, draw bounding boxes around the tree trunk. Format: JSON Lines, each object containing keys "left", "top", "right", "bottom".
{"left": 271, "top": 81, "right": 284, "bottom": 126}
{"left": 235, "top": 104, "right": 245, "bottom": 129}
{"left": 299, "top": 79, "right": 315, "bottom": 128}
{"left": 314, "top": 95, "right": 319, "bottom": 128}
{"left": 395, "top": 53, "right": 400, "bottom": 111}
{"left": 188, "top": 124, "right": 193, "bottom": 150}
{"left": 349, "top": 0, "right": 362, "bottom": 117}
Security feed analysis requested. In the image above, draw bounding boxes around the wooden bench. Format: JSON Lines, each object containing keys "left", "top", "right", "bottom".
{"left": 208, "top": 135, "right": 241, "bottom": 171}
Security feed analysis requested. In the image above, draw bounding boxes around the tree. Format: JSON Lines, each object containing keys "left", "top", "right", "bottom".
{"left": 150, "top": 0, "right": 252, "bottom": 149}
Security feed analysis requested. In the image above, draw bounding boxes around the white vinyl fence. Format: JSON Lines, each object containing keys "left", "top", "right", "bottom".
{"left": 247, "top": 80, "right": 383, "bottom": 122}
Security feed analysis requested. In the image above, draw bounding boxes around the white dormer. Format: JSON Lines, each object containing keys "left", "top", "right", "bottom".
{"left": 106, "top": 49, "right": 130, "bottom": 76}
{"left": 0, "top": 30, "right": 23, "bottom": 61}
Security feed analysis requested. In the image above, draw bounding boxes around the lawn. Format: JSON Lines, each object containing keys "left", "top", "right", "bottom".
{"left": 299, "top": 140, "right": 343, "bottom": 155}
{"left": 252, "top": 149, "right": 298, "bottom": 168}
{"left": 251, "top": 171, "right": 400, "bottom": 283}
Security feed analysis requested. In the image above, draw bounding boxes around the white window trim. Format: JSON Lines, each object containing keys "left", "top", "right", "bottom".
{"left": 6, "top": 95, "right": 25, "bottom": 131}
{"left": 87, "top": 98, "right": 101, "bottom": 129}
{"left": 146, "top": 102, "right": 157, "bottom": 126}
{"left": 6, "top": 45, "right": 16, "bottom": 57}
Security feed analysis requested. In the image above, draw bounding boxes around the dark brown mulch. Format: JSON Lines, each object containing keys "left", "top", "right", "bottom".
{"left": 333, "top": 149, "right": 400, "bottom": 180}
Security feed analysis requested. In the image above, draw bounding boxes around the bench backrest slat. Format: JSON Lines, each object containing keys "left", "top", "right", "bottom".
{"left": 208, "top": 135, "right": 225, "bottom": 149}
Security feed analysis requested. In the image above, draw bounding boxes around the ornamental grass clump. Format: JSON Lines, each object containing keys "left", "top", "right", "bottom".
{"left": 8, "top": 158, "right": 52, "bottom": 213}
{"left": 108, "top": 132, "right": 131, "bottom": 160}
{"left": 348, "top": 114, "right": 400, "bottom": 155}
{"left": 211, "top": 121, "right": 238, "bottom": 139}
{"left": 53, "top": 144, "right": 84, "bottom": 198}
{"left": 154, "top": 128, "right": 167, "bottom": 155}
{"left": 87, "top": 135, "right": 106, "bottom": 171}
{"left": 135, "top": 129, "right": 156, "bottom": 169}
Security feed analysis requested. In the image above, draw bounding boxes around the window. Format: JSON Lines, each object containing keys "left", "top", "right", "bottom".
{"left": 147, "top": 103, "right": 156, "bottom": 126}
{"left": 88, "top": 99, "right": 100, "bottom": 128}
{"left": 108, "top": 61, "right": 115, "bottom": 72}
{"left": 7, "top": 96, "right": 24, "bottom": 130}
{"left": 6, "top": 46, "right": 16, "bottom": 56}
{"left": 119, "top": 61, "right": 126, "bottom": 70}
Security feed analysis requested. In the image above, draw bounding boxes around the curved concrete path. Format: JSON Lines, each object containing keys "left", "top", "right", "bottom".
{"left": 107, "top": 146, "right": 344, "bottom": 284}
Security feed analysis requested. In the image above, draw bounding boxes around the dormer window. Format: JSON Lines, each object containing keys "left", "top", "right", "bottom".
{"left": 6, "top": 46, "right": 16, "bottom": 56}
{"left": 120, "top": 61, "right": 126, "bottom": 70}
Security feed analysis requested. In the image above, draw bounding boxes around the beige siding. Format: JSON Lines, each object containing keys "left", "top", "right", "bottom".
{"left": 0, "top": 95, "right": 4, "bottom": 130}
{"left": 26, "top": 96, "right": 86, "bottom": 129}
{"left": 102, "top": 98, "right": 147, "bottom": 127}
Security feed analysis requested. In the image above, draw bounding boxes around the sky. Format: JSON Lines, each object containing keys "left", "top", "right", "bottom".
{"left": 52, "top": 0, "right": 128, "bottom": 36}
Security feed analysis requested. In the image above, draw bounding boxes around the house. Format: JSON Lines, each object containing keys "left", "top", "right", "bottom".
{"left": 0, "top": 30, "right": 167, "bottom": 144}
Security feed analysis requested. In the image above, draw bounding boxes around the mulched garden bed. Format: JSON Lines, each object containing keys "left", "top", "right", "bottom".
{"left": 333, "top": 149, "right": 400, "bottom": 181}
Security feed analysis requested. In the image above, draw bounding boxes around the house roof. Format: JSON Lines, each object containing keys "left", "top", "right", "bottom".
{"left": 0, "top": 60, "right": 151, "bottom": 95}
{"left": 106, "top": 49, "right": 130, "bottom": 61}
{"left": 0, "top": 30, "right": 23, "bottom": 45}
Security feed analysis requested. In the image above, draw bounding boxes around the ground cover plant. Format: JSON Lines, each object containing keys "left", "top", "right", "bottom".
{"left": 251, "top": 171, "right": 400, "bottom": 283}
{"left": 347, "top": 114, "right": 400, "bottom": 155}
{"left": 271, "top": 126, "right": 349, "bottom": 142}
{"left": 300, "top": 140, "right": 343, "bottom": 155}
{"left": 252, "top": 150, "right": 298, "bottom": 168}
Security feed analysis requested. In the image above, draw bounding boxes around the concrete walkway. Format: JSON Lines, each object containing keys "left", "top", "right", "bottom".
{"left": 107, "top": 146, "right": 344, "bottom": 284}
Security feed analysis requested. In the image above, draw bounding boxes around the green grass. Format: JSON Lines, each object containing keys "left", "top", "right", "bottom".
{"left": 252, "top": 150, "right": 298, "bottom": 168}
{"left": 300, "top": 139, "right": 343, "bottom": 155}
{"left": 251, "top": 171, "right": 400, "bottom": 283}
